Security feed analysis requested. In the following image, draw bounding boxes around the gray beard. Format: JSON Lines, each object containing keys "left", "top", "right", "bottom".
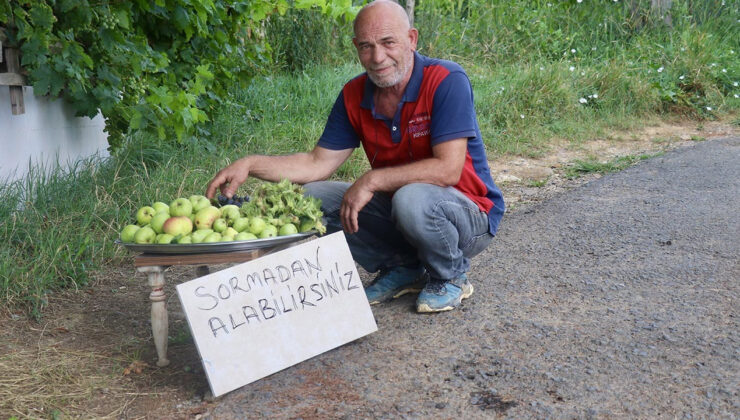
{"left": 368, "top": 58, "right": 412, "bottom": 88}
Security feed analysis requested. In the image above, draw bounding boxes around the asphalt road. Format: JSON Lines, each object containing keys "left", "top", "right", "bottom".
{"left": 208, "top": 137, "right": 739, "bottom": 419}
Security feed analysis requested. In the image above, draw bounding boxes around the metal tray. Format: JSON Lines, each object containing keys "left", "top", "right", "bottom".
{"left": 116, "top": 231, "right": 317, "bottom": 255}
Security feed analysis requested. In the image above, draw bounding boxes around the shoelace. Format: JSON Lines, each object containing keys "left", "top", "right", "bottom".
{"left": 424, "top": 279, "right": 447, "bottom": 294}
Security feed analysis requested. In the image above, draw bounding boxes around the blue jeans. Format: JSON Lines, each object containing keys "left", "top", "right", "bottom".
{"left": 304, "top": 181, "right": 493, "bottom": 281}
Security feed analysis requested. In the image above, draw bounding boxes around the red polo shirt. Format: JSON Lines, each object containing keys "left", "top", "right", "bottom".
{"left": 318, "top": 52, "right": 504, "bottom": 234}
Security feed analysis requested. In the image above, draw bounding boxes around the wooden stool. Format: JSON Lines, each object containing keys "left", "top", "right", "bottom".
{"left": 134, "top": 248, "right": 282, "bottom": 367}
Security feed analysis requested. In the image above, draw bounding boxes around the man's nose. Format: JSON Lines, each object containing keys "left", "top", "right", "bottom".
{"left": 371, "top": 46, "right": 386, "bottom": 64}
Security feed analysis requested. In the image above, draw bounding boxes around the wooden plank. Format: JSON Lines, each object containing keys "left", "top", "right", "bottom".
{"left": 134, "top": 249, "right": 270, "bottom": 267}
{"left": 0, "top": 72, "right": 25, "bottom": 86}
{"left": 4, "top": 47, "right": 24, "bottom": 115}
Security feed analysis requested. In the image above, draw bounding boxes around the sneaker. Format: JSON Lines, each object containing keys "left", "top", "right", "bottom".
{"left": 365, "top": 265, "right": 426, "bottom": 305}
{"left": 416, "top": 274, "right": 474, "bottom": 313}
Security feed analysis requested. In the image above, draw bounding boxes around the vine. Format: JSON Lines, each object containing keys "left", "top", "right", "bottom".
{"left": 0, "top": 0, "right": 356, "bottom": 150}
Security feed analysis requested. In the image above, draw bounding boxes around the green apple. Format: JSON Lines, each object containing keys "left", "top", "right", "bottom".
{"left": 259, "top": 224, "right": 278, "bottom": 239}
{"left": 219, "top": 205, "right": 241, "bottom": 224}
{"left": 232, "top": 217, "right": 250, "bottom": 232}
{"left": 175, "top": 234, "right": 192, "bottom": 244}
{"left": 235, "top": 231, "right": 257, "bottom": 241}
{"left": 191, "top": 229, "right": 213, "bottom": 243}
{"left": 203, "top": 232, "right": 222, "bottom": 243}
{"left": 278, "top": 223, "right": 298, "bottom": 236}
{"left": 162, "top": 216, "right": 193, "bottom": 236}
{"left": 194, "top": 206, "right": 221, "bottom": 230}
{"left": 156, "top": 233, "right": 175, "bottom": 244}
{"left": 223, "top": 227, "right": 239, "bottom": 237}
{"left": 189, "top": 195, "right": 211, "bottom": 212}
{"left": 212, "top": 218, "right": 228, "bottom": 233}
{"left": 152, "top": 201, "right": 170, "bottom": 214}
{"left": 221, "top": 233, "right": 236, "bottom": 242}
{"left": 133, "top": 226, "right": 156, "bottom": 244}
{"left": 120, "top": 224, "right": 141, "bottom": 243}
{"left": 247, "top": 217, "right": 267, "bottom": 235}
{"left": 169, "top": 197, "right": 193, "bottom": 217}
{"left": 150, "top": 211, "right": 170, "bottom": 234}
{"left": 136, "top": 206, "right": 156, "bottom": 226}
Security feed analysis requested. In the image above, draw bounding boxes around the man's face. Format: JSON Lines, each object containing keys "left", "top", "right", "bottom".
{"left": 353, "top": 7, "right": 418, "bottom": 88}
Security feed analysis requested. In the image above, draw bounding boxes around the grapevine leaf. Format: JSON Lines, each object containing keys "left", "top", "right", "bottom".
{"left": 28, "top": 3, "right": 55, "bottom": 30}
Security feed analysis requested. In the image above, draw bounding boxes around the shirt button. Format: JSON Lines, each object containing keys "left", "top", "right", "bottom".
{"left": 392, "top": 126, "right": 397, "bottom": 131}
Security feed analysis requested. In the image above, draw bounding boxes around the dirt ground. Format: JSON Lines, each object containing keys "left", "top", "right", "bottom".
{"left": 0, "top": 118, "right": 737, "bottom": 419}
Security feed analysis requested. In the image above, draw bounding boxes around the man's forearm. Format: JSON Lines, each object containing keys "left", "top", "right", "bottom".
{"left": 362, "top": 139, "right": 467, "bottom": 193}
{"left": 244, "top": 153, "right": 335, "bottom": 184}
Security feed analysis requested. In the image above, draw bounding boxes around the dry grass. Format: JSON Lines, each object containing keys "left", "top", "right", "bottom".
{"left": 0, "top": 347, "right": 148, "bottom": 419}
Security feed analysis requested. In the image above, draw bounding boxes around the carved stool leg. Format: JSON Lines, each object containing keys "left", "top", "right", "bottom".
{"left": 137, "top": 265, "right": 170, "bottom": 367}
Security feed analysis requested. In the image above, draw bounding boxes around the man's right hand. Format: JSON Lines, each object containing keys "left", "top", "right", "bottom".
{"left": 205, "top": 157, "right": 250, "bottom": 199}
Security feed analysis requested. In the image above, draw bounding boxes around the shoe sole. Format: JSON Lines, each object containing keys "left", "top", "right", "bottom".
{"left": 368, "top": 285, "right": 424, "bottom": 305}
{"left": 416, "top": 284, "right": 474, "bottom": 313}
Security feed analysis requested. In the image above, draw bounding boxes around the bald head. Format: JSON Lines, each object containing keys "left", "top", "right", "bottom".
{"left": 354, "top": 0, "right": 411, "bottom": 36}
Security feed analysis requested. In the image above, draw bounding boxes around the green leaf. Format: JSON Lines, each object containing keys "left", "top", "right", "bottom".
{"left": 29, "top": 3, "right": 55, "bottom": 30}
{"left": 114, "top": 8, "right": 130, "bottom": 29}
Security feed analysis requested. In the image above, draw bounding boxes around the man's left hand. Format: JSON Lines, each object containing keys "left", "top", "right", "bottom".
{"left": 341, "top": 174, "right": 375, "bottom": 234}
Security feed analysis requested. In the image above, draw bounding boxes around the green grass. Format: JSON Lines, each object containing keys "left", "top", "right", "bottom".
{"left": 564, "top": 153, "right": 662, "bottom": 179}
{"left": 1, "top": 0, "right": 738, "bottom": 316}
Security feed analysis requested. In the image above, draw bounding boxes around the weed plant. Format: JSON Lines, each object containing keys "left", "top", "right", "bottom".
{"left": 1, "top": 0, "right": 738, "bottom": 316}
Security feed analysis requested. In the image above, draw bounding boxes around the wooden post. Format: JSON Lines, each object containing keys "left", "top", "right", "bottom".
{"left": 138, "top": 265, "right": 170, "bottom": 367}
{"left": 405, "top": 0, "right": 415, "bottom": 28}
{"left": 4, "top": 47, "right": 24, "bottom": 115}
{"left": 651, "top": 0, "right": 673, "bottom": 26}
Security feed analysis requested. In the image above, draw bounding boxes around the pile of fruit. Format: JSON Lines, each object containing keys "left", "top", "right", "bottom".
{"left": 119, "top": 180, "right": 325, "bottom": 244}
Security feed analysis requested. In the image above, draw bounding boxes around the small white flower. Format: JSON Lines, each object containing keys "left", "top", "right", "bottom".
{"left": 706, "top": 106, "right": 712, "bottom": 111}
{"left": 731, "top": 50, "right": 735, "bottom": 54}
{"left": 581, "top": 71, "right": 585, "bottom": 76}
{"left": 520, "top": 114, "right": 525, "bottom": 119}
{"left": 571, "top": 48, "right": 576, "bottom": 53}
{"left": 592, "top": 93, "right": 598, "bottom": 99}
{"left": 569, "top": 66, "right": 575, "bottom": 72}
{"left": 592, "top": 46, "right": 597, "bottom": 51}
{"left": 577, "top": 0, "right": 582, "bottom": 3}
{"left": 547, "top": 2, "right": 552, "bottom": 6}
{"left": 734, "top": 94, "right": 739, "bottom": 98}
{"left": 681, "top": 47, "right": 686, "bottom": 52}
{"left": 540, "top": 66, "right": 545, "bottom": 71}
{"left": 722, "top": 69, "right": 727, "bottom": 73}
{"left": 679, "top": 75, "right": 685, "bottom": 80}
{"left": 657, "top": 67, "right": 664, "bottom": 73}
{"left": 579, "top": 98, "right": 588, "bottom": 104}
{"left": 711, "top": 63, "right": 717, "bottom": 67}
{"left": 733, "top": 82, "right": 738, "bottom": 87}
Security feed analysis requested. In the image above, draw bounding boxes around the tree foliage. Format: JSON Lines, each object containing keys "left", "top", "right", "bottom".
{"left": 0, "top": 0, "right": 356, "bottom": 150}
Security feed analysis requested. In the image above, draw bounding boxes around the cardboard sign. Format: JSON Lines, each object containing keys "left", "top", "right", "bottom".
{"left": 176, "top": 232, "right": 377, "bottom": 397}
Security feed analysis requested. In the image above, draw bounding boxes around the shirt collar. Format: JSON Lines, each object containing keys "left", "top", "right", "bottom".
{"left": 360, "top": 51, "right": 425, "bottom": 110}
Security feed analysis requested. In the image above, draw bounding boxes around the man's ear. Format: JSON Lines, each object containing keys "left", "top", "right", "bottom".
{"left": 408, "top": 28, "right": 419, "bottom": 51}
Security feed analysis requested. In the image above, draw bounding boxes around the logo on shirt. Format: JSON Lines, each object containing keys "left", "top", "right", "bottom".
{"left": 408, "top": 112, "right": 430, "bottom": 139}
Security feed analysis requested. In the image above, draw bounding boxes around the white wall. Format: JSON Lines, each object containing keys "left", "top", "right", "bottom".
{"left": 0, "top": 86, "right": 109, "bottom": 182}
